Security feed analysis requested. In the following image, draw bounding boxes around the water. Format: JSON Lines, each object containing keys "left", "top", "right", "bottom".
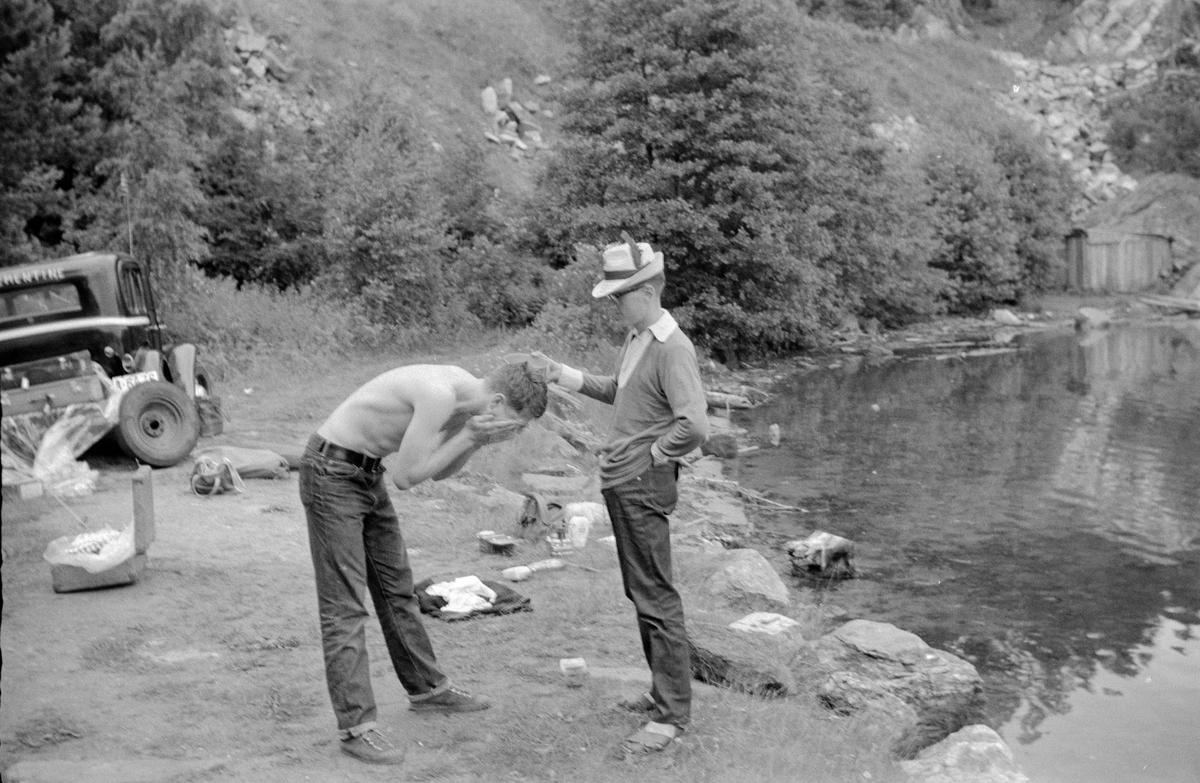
{"left": 728, "top": 323, "right": 1200, "bottom": 783}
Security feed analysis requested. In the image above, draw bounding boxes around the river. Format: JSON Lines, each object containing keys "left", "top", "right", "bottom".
{"left": 727, "top": 321, "right": 1200, "bottom": 783}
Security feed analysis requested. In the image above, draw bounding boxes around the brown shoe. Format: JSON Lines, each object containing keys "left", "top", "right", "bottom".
{"left": 409, "top": 685, "right": 490, "bottom": 714}
{"left": 340, "top": 729, "right": 405, "bottom": 765}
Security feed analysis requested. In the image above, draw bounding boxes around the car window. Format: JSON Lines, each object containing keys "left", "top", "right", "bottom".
{"left": 121, "top": 267, "right": 149, "bottom": 315}
{"left": 0, "top": 283, "right": 83, "bottom": 326}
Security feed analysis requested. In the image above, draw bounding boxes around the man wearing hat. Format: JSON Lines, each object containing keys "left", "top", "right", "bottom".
{"left": 535, "top": 235, "right": 709, "bottom": 756}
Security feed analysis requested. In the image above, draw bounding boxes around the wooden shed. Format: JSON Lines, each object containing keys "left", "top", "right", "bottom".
{"left": 1064, "top": 229, "right": 1174, "bottom": 293}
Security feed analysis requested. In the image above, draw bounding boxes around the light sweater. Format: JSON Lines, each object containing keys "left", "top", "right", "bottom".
{"left": 558, "top": 311, "right": 709, "bottom": 489}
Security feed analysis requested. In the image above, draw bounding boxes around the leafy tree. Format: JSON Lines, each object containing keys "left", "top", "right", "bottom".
{"left": 197, "top": 128, "right": 325, "bottom": 290}
{"left": 0, "top": 0, "right": 103, "bottom": 264}
{"left": 64, "top": 0, "right": 234, "bottom": 301}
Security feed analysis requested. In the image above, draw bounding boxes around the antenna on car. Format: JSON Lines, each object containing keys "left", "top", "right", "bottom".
{"left": 120, "top": 172, "right": 134, "bottom": 256}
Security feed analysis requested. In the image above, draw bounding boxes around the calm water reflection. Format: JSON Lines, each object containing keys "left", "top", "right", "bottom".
{"left": 730, "top": 322, "right": 1200, "bottom": 783}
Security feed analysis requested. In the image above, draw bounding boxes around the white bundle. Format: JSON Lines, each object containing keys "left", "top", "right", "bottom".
{"left": 65, "top": 527, "right": 122, "bottom": 556}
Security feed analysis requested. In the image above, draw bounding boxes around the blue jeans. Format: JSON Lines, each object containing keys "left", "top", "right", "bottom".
{"left": 299, "top": 439, "right": 448, "bottom": 738}
{"left": 602, "top": 462, "right": 691, "bottom": 728}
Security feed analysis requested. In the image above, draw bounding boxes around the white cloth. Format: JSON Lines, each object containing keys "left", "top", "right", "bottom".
{"left": 426, "top": 575, "right": 497, "bottom": 615}
{"left": 618, "top": 311, "right": 678, "bottom": 388}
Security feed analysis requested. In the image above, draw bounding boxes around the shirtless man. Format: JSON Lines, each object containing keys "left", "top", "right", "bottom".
{"left": 300, "top": 362, "right": 547, "bottom": 765}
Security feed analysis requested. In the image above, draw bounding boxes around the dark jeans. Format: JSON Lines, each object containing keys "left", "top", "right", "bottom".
{"left": 602, "top": 462, "right": 691, "bottom": 728}
{"left": 299, "top": 439, "right": 448, "bottom": 737}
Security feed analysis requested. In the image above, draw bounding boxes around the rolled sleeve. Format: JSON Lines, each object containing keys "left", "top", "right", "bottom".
{"left": 557, "top": 364, "right": 585, "bottom": 392}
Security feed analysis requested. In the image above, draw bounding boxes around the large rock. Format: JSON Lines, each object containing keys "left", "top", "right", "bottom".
{"left": 900, "top": 725, "right": 1029, "bottom": 783}
{"left": 1075, "top": 306, "right": 1112, "bottom": 330}
{"left": 704, "top": 548, "right": 790, "bottom": 606}
{"left": 811, "top": 620, "right": 982, "bottom": 725}
{"left": 687, "top": 619, "right": 798, "bottom": 696}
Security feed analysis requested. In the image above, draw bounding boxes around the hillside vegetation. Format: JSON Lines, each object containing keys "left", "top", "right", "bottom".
{"left": 2, "top": 0, "right": 1194, "bottom": 367}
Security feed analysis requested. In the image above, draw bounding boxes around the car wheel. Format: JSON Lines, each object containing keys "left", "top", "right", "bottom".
{"left": 115, "top": 380, "right": 200, "bottom": 467}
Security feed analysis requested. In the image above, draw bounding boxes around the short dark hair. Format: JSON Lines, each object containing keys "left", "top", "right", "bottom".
{"left": 488, "top": 362, "right": 548, "bottom": 418}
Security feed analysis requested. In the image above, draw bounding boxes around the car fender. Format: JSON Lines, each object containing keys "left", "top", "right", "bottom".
{"left": 133, "top": 347, "right": 162, "bottom": 377}
{"left": 165, "top": 343, "right": 197, "bottom": 399}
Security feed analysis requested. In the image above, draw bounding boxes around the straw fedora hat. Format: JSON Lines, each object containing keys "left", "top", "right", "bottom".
{"left": 591, "top": 234, "right": 664, "bottom": 299}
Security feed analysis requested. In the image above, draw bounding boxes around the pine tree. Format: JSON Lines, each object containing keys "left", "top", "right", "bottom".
{"left": 536, "top": 0, "right": 943, "bottom": 359}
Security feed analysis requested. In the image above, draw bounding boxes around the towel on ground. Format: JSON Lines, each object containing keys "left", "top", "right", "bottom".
{"left": 416, "top": 575, "right": 532, "bottom": 621}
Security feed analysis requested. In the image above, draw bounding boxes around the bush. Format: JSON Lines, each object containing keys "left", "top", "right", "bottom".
{"left": 801, "top": 0, "right": 915, "bottom": 30}
{"left": 449, "top": 237, "right": 547, "bottom": 329}
{"left": 1105, "top": 72, "right": 1200, "bottom": 178}
{"left": 922, "top": 141, "right": 1021, "bottom": 312}
{"left": 152, "top": 267, "right": 362, "bottom": 375}
{"left": 991, "top": 125, "right": 1073, "bottom": 296}
{"left": 317, "top": 89, "right": 467, "bottom": 338}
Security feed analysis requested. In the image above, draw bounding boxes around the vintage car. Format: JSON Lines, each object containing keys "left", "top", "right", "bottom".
{"left": 0, "top": 252, "right": 217, "bottom": 468}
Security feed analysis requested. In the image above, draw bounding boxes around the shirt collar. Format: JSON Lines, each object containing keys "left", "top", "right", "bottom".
{"left": 635, "top": 310, "right": 677, "bottom": 343}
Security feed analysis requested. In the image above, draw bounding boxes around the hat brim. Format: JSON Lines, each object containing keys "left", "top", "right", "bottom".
{"left": 591, "top": 257, "right": 664, "bottom": 299}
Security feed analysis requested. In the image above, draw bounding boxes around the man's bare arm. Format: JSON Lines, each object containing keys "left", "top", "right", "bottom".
{"left": 390, "top": 386, "right": 526, "bottom": 490}
{"left": 390, "top": 385, "right": 482, "bottom": 490}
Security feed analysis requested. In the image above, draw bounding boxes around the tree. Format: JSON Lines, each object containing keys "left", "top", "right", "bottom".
{"left": 536, "top": 0, "right": 947, "bottom": 359}
{"left": 536, "top": 0, "right": 844, "bottom": 360}
{"left": 0, "top": 0, "right": 102, "bottom": 264}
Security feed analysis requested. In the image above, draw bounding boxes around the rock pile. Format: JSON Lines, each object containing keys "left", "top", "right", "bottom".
{"left": 480, "top": 76, "right": 555, "bottom": 160}
{"left": 991, "top": 48, "right": 1156, "bottom": 218}
{"left": 866, "top": 51, "right": 1153, "bottom": 220}
{"left": 1044, "top": 0, "right": 1177, "bottom": 62}
{"left": 223, "top": 21, "right": 331, "bottom": 138}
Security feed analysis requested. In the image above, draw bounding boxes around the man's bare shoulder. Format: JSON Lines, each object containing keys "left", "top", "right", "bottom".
{"left": 366, "top": 364, "right": 471, "bottom": 394}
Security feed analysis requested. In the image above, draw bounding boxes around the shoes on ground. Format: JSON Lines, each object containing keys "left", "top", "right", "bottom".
{"left": 622, "top": 721, "right": 680, "bottom": 756}
{"left": 410, "top": 685, "right": 491, "bottom": 714}
{"left": 340, "top": 729, "right": 406, "bottom": 765}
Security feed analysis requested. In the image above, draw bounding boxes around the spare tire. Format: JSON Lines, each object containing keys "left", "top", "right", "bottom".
{"left": 115, "top": 380, "right": 200, "bottom": 467}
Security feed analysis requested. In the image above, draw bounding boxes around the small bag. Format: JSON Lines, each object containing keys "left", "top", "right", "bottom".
{"left": 517, "top": 492, "right": 564, "bottom": 542}
{"left": 190, "top": 455, "right": 245, "bottom": 496}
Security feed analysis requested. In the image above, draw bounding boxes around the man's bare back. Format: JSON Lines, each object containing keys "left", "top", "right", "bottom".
{"left": 316, "top": 364, "right": 530, "bottom": 490}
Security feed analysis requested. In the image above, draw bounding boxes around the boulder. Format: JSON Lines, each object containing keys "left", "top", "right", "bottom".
{"left": 900, "top": 725, "right": 1029, "bottom": 783}
{"left": 812, "top": 620, "right": 982, "bottom": 726}
{"left": 1075, "top": 306, "right": 1112, "bottom": 330}
{"left": 687, "top": 619, "right": 798, "bottom": 696}
{"left": 989, "top": 309, "right": 1022, "bottom": 326}
{"left": 786, "top": 531, "right": 857, "bottom": 580}
{"left": 729, "top": 611, "right": 803, "bottom": 640}
{"left": 705, "top": 548, "right": 790, "bottom": 606}
{"left": 264, "top": 50, "right": 292, "bottom": 82}
{"left": 246, "top": 55, "right": 267, "bottom": 79}
{"left": 235, "top": 31, "right": 267, "bottom": 53}
{"left": 481, "top": 86, "right": 498, "bottom": 114}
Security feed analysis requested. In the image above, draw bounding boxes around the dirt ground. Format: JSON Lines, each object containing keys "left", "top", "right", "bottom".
{"left": 7, "top": 298, "right": 1184, "bottom": 782}
{"left": 1, "top": 346, "right": 898, "bottom": 783}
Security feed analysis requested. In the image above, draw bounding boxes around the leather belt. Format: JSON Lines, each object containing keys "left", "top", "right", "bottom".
{"left": 308, "top": 434, "right": 383, "bottom": 473}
